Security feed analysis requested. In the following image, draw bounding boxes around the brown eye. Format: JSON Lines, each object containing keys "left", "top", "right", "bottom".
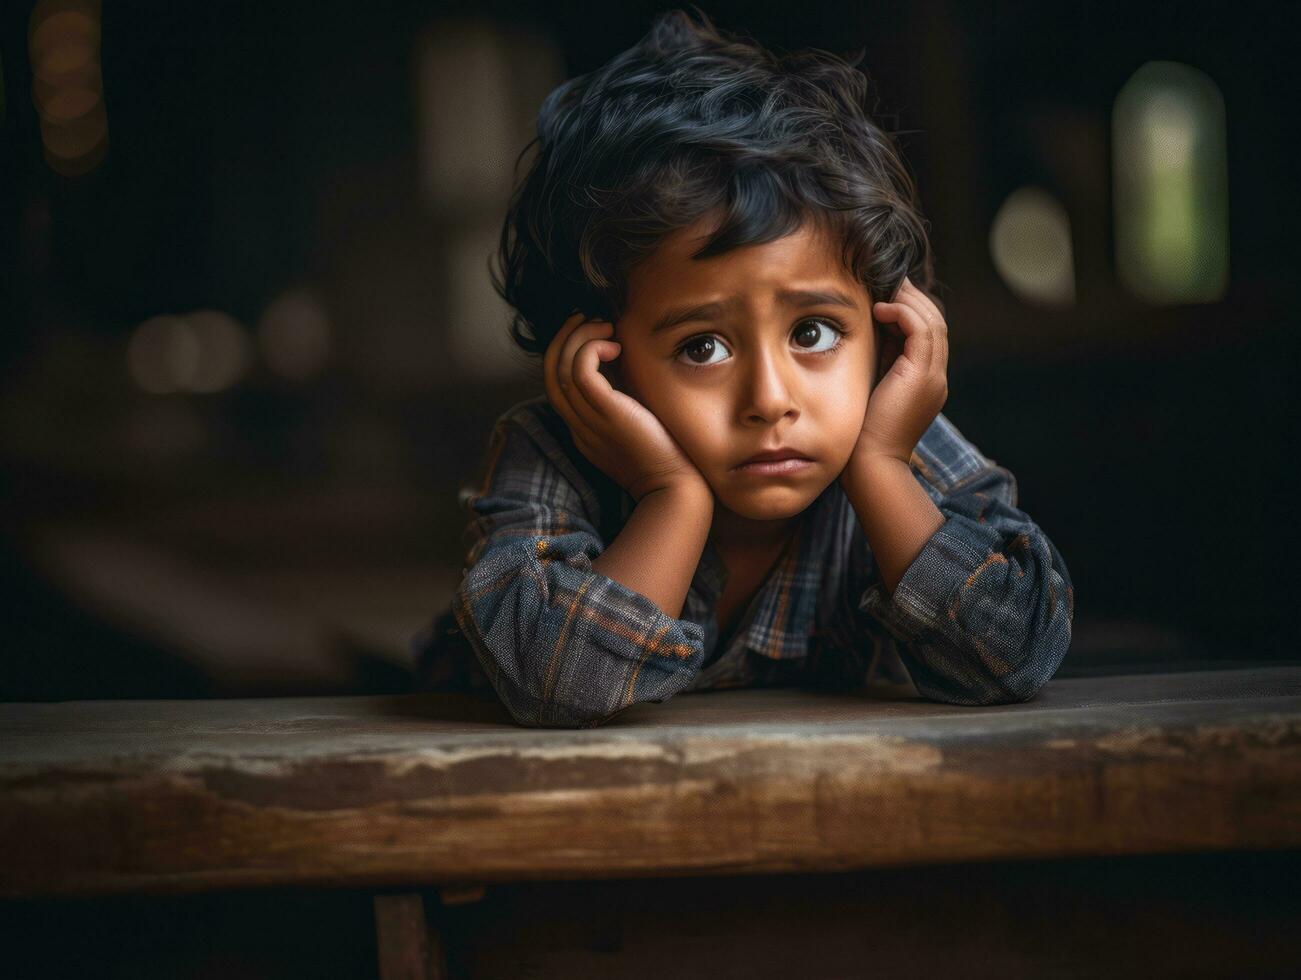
{"left": 673, "top": 319, "right": 846, "bottom": 369}
{"left": 793, "top": 323, "right": 820, "bottom": 348}
{"left": 681, "top": 336, "right": 722, "bottom": 365}
{"left": 793, "top": 319, "right": 845, "bottom": 354}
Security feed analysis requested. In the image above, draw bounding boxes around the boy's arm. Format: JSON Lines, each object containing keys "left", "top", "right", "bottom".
{"left": 451, "top": 417, "right": 711, "bottom": 729}
{"left": 845, "top": 414, "right": 1075, "bottom": 705}
{"left": 590, "top": 482, "right": 713, "bottom": 620}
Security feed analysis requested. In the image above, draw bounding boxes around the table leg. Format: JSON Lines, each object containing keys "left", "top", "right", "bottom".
{"left": 374, "top": 891, "right": 446, "bottom": 980}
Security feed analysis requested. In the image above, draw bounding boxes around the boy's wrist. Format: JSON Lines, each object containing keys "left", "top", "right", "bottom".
{"left": 596, "top": 474, "right": 713, "bottom": 622}
{"left": 839, "top": 449, "right": 901, "bottom": 500}
{"left": 643, "top": 476, "right": 714, "bottom": 512}
{"left": 633, "top": 471, "right": 709, "bottom": 500}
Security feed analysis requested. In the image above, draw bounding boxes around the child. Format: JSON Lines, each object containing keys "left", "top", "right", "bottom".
{"left": 412, "top": 8, "right": 1074, "bottom": 728}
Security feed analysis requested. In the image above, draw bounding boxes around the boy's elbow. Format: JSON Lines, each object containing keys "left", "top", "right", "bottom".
{"left": 930, "top": 672, "right": 1050, "bottom": 708}
{"left": 974, "top": 573, "right": 1074, "bottom": 704}
{"left": 502, "top": 697, "right": 614, "bottom": 728}
{"left": 989, "top": 620, "right": 1072, "bottom": 704}
{"left": 916, "top": 622, "right": 1070, "bottom": 707}
{"left": 456, "top": 550, "right": 705, "bottom": 729}
{"left": 463, "top": 635, "right": 637, "bottom": 730}
{"left": 988, "top": 672, "right": 1050, "bottom": 705}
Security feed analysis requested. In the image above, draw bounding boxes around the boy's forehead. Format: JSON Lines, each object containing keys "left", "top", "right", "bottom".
{"left": 637, "top": 217, "right": 853, "bottom": 282}
{"left": 627, "top": 218, "right": 863, "bottom": 307}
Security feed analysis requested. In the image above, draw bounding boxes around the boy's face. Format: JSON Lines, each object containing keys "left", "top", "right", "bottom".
{"left": 610, "top": 214, "right": 876, "bottom": 522}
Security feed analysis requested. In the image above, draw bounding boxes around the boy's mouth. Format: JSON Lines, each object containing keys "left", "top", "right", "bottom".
{"left": 734, "top": 459, "right": 815, "bottom": 479}
{"left": 733, "top": 447, "right": 816, "bottom": 477}
{"left": 735, "top": 446, "right": 813, "bottom": 467}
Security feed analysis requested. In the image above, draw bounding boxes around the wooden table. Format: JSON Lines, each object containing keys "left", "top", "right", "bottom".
{"left": 3, "top": 665, "right": 1299, "bottom": 978}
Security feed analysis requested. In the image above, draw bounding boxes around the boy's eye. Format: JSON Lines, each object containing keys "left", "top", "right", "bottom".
{"left": 675, "top": 318, "right": 846, "bottom": 367}
{"left": 678, "top": 335, "right": 726, "bottom": 367}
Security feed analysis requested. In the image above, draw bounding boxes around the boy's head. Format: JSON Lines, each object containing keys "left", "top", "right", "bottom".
{"left": 494, "top": 7, "right": 942, "bottom": 521}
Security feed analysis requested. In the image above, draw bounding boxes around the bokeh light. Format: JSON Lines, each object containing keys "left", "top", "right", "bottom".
{"left": 28, "top": 0, "right": 108, "bottom": 176}
{"left": 128, "top": 316, "right": 197, "bottom": 394}
{"left": 1113, "top": 61, "right": 1229, "bottom": 304}
{"left": 186, "top": 310, "right": 253, "bottom": 393}
{"left": 448, "top": 221, "right": 532, "bottom": 381}
{"left": 414, "top": 19, "right": 564, "bottom": 216}
{"left": 127, "top": 312, "right": 251, "bottom": 394}
{"left": 257, "top": 288, "right": 332, "bottom": 382}
{"left": 989, "top": 186, "right": 1077, "bottom": 306}
{"left": 415, "top": 21, "right": 517, "bottom": 214}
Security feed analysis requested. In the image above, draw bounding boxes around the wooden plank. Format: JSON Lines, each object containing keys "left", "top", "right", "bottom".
{"left": 1, "top": 667, "right": 1298, "bottom": 898}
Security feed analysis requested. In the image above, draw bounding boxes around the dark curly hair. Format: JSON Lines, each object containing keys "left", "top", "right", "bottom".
{"left": 492, "top": 5, "right": 943, "bottom": 357}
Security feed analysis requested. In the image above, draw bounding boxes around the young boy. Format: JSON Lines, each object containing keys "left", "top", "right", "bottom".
{"left": 411, "top": 8, "right": 1074, "bottom": 728}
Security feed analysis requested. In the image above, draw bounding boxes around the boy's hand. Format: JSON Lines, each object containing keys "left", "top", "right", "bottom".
{"left": 841, "top": 276, "right": 950, "bottom": 478}
{"left": 544, "top": 312, "right": 709, "bottom": 503}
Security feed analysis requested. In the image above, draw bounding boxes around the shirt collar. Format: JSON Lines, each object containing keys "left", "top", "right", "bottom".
{"left": 695, "top": 481, "right": 837, "bottom": 661}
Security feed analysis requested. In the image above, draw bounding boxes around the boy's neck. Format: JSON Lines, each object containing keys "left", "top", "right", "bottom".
{"left": 707, "top": 501, "right": 801, "bottom": 557}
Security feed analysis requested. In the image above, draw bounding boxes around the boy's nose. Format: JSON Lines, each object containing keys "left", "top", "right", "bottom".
{"left": 740, "top": 347, "right": 798, "bottom": 423}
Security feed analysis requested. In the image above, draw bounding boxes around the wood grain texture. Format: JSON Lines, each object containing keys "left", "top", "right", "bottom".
{"left": 1, "top": 667, "right": 1299, "bottom": 898}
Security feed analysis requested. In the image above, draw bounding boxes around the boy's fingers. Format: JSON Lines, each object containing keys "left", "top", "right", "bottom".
{"left": 572, "top": 336, "right": 618, "bottom": 410}
{"left": 545, "top": 314, "right": 600, "bottom": 441}
{"left": 895, "top": 285, "right": 948, "bottom": 373}
{"left": 903, "top": 300, "right": 938, "bottom": 371}
{"left": 543, "top": 312, "right": 587, "bottom": 402}
{"left": 544, "top": 312, "right": 586, "bottom": 367}
{"left": 903, "top": 279, "right": 946, "bottom": 328}
{"left": 550, "top": 378, "right": 601, "bottom": 451}
{"left": 555, "top": 321, "right": 612, "bottom": 439}
{"left": 879, "top": 301, "right": 934, "bottom": 370}
{"left": 557, "top": 321, "right": 611, "bottom": 408}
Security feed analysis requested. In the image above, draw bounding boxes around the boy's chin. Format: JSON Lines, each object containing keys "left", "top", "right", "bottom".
{"left": 712, "top": 482, "right": 825, "bottom": 521}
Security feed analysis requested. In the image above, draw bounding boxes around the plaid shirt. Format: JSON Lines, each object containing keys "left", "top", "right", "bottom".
{"left": 413, "top": 394, "right": 1075, "bottom": 728}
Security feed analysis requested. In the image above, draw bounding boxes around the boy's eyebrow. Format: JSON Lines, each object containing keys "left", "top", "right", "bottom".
{"left": 649, "top": 287, "right": 859, "bottom": 335}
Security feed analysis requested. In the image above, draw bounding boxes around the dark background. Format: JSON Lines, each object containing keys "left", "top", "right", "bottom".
{"left": 2, "top": 0, "right": 1297, "bottom": 702}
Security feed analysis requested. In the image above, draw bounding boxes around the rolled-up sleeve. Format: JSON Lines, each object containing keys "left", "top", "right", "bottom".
{"left": 452, "top": 418, "right": 707, "bottom": 729}
{"left": 857, "top": 435, "right": 1075, "bottom": 706}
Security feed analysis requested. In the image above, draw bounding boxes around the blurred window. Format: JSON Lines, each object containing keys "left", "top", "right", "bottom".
{"left": 1113, "top": 61, "right": 1229, "bottom": 304}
